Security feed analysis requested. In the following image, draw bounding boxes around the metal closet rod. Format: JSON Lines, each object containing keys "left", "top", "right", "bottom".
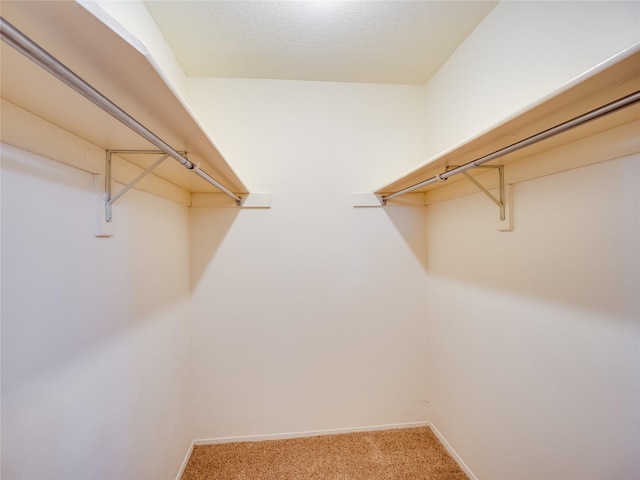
{"left": 382, "top": 89, "right": 640, "bottom": 204}
{"left": 0, "top": 16, "right": 243, "bottom": 206}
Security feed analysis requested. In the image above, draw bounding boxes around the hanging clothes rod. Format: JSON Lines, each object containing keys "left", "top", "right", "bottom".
{"left": 382, "top": 90, "right": 640, "bottom": 204}
{"left": 0, "top": 16, "right": 243, "bottom": 206}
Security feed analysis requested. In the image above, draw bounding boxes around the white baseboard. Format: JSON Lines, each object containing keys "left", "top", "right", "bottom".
{"left": 194, "top": 421, "right": 430, "bottom": 446}
{"left": 429, "top": 423, "right": 478, "bottom": 480}
{"left": 174, "top": 440, "right": 195, "bottom": 480}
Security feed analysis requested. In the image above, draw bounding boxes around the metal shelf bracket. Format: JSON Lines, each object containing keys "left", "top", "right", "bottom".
{"left": 446, "top": 164, "right": 512, "bottom": 230}
{"left": 104, "top": 150, "right": 181, "bottom": 222}
{"left": 448, "top": 164, "right": 506, "bottom": 221}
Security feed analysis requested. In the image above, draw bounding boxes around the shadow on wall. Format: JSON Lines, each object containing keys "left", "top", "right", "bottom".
{"left": 381, "top": 204, "right": 429, "bottom": 271}
{"left": 423, "top": 157, "right": 640, "bottom": 321}
{"left": 189, "top": 206, "right": 240, "bottom": 289}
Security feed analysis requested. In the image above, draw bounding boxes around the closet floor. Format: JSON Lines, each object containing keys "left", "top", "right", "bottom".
{"left": 181, "top": 426, "right": 468, "bottom": 479}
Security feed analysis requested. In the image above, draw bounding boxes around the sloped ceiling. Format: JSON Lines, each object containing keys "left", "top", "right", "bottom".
{"left": 144, "top": 1, "right": 497, "bottom": 85}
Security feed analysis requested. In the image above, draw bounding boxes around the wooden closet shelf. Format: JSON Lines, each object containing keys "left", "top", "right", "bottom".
{"left": 0, "top": 0, "right": 248, "bottom": 196}
{"left": 376, "top": 45, "right": 640, "bottom": 198}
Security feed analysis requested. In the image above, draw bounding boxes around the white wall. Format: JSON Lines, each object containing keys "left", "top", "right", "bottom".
{"left": 422, "top": 0, "right": 640, "bottom": 159}
{"left": 186, "top": 79, "right": 430, "bottom": 439}
{"left": 1, "top": 144, "right": 193, "bottom": 479}
{"left": 425, "top": 155, "right": 639, "bottom": 479}
{"left": 3, "top": 1, "right": 637, "bottom": 478}
{"left": 420, "top": 2, "right": 640, "bottom": 478}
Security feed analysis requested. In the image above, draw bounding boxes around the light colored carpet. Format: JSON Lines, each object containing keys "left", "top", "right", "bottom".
{"left": 181, "top": 426, "right": 469, "bottom": 479}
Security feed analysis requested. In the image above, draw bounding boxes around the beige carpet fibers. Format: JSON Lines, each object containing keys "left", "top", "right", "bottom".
{"left": 181, "top": 427, "right": 469, "bottom": 479}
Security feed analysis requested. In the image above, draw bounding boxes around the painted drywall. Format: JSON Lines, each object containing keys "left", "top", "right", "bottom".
{"left": 425, "top": 155, "right": 640, "bottom": 479}
{"left": 143, "top": 1, "right": 497, "bottom": 84}
{"left": 3, "top": 2, "right": 635, "bottom": 478}
{"left": 422, "top": 0, "right": 640, "bottom": 160}
{"left": 1, "top": 144, "right": 193, "bottom": 479}
{"left": 186, "top": 79, "right": 430, "bottom": 439}
{"left": 418, "top": 2, "right": 640, "bottom": 477}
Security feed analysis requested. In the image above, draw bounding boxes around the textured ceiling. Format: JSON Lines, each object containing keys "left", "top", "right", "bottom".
{"left": 144, "top": 1, "right": 497, "bottom": 85}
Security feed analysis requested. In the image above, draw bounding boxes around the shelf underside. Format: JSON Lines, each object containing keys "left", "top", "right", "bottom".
{"left": 0, "top": 0, "right": 248, "bottom": 195}
{"left": 376, "top": 48, "right": 640, "bottom": 196}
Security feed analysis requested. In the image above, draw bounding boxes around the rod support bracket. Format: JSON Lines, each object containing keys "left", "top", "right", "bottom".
{"left": 104, "top": 150, "right": 176, "bottom": 222}
{"left": 452, "top": 164, "right": 506, "bottom": 222}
